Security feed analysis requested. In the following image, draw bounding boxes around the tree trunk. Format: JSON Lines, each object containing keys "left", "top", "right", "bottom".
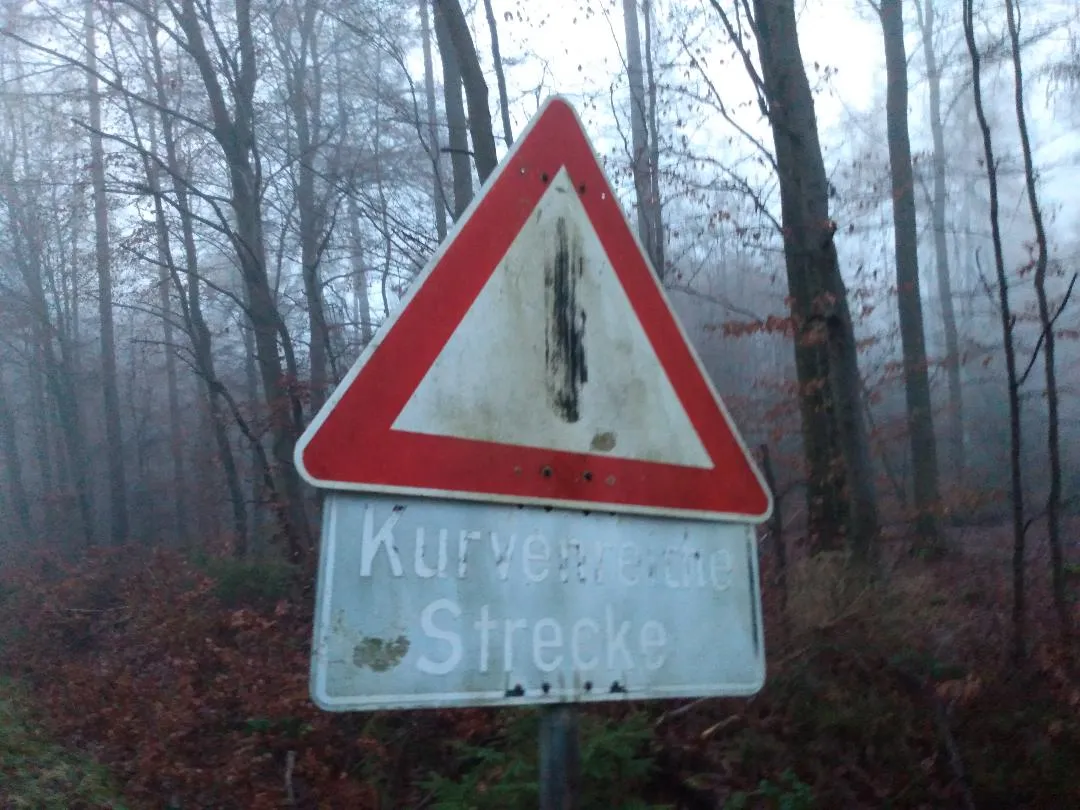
{"left": 420, "top": 0, "right": 448, "bottom": 239}
{"left": 482, "top": 0, "right": 514, "bottom": 147}
{"left": 348, "top": 198, "right": 374, "bottom": 345}
{"left": 963, "top": 0, "right": 1027, "bottom": 661}
{"left": 1005, "top": 0, "right": 1069, "bottom": 637}
{"left": 433, "top": 1, "right": 472, "bottom": 215}
{"left": 145, "top": 113, "right": 189, "bottom": 547}
{"left": 242, "top": 296, "right": 263, "bottom": 557}
{"left": 6, "top": 130, "right": 95, "bottom": 547}
{"left": 28, "top": 338, "right": 54, "bottom": 531}
{"left": 283, "top": 2, "right": 330, "bottom": 415}
{"left": 745, "top": 0, "right": 880, "bottom": 557}
{"left": 86, "top": 0, "right": 129, "bottom": 545}
{"left": 147, "top": 7, "right": 248, "bottom": 553}
{"left": 173, "top": 0, "right": 310, "bottom": 560}
{"left": 435, "top": 0, "right": 498, "bottom": 184}
{"left": 0, "top": 378, "right": 32, "bottom": 541}
{"left": 916, "top": 0, "right": 965, "bottom": 483}
{"left": 623, "top": 0, "right": 662, "bottom": 275}
{"left": 642, "top": 0, "right": 666, "bottom": 278}
{"left": 880, "top": 0, "right": 942, "bottom": 552}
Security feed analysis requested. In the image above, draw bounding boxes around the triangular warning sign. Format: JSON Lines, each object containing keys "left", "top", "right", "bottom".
{"left": 296, "top": 97, "right": 772, "bottom": 522}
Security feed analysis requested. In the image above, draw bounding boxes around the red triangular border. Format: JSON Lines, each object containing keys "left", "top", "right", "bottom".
{"left": 296, "top": 97, "right": 772, "bottom": 522}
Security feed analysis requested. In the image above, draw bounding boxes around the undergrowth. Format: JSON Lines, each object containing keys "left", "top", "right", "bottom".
{"left": 0, "top": 677, "right": 127, "bottom": 809}
{"left": 421, "top": 708, "right": 666, "bottom": 809}
{"left": 0, "top": 535, "right": 1076, "bottom": 808}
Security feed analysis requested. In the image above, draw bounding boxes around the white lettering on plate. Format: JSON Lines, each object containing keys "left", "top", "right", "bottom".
{"left": 414, "top": 600, "right": 671, "bottom": 678}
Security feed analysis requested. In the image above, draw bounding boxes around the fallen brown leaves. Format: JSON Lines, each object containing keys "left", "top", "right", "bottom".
{"left": 0, "top": 519, "right": 1077, "bottom": 808}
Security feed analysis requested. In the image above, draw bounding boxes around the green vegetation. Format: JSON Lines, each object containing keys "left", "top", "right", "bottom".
{"left": 197, "top": 555, "right": 297, "bottom": 608}
{"left": 0, "top": 678, "right": 127, "bottom": 809}
{"left": 423, "top": 708, "right": 669, "bottom": 809}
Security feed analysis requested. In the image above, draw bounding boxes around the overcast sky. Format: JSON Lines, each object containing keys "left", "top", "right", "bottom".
{"left": 455, "top": 0, "right": 1078, "bottom": 224}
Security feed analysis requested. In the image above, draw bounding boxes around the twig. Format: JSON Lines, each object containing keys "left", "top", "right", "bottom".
{"left": 933, "top": 699, "right": 977, "bottom": 810}
{"left": 284, "top": 750, "right": 296, "bottom": 806}
{"left": 654, "top": 696, "right": 711, "bottom": 726}
{"left": 1018, "top": 271, "right": 1078, "bottom": 385}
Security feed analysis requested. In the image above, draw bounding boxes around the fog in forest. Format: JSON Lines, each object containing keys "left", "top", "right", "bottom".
{"left": 0, "top": 0, "right": 1078, "bottom": 806}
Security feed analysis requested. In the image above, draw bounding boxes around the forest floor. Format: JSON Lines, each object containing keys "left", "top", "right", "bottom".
{"left": 0, "top": 677, "right": 128, "bottom": 808}
{"left": 0, "top": 514, "right": 1077, "bottom": 809}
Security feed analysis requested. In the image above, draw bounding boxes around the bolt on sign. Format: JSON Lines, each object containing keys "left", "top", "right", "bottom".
{"left": 295, "top": 96, "right": 773, "bottom": 712}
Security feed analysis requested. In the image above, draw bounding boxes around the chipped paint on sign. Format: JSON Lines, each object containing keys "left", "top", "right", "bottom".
{"left": 310, "top": 493, "right": 766, "bottom": 712}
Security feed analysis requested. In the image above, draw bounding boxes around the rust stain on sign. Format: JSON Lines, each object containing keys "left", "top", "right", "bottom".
{"left": 544, "top": 216, "right": 588, "bottom": 423}
{"left": 353, "top": 635, "right": 410, "bottom": 672}
{"left": 590, "top": 431, "right": 617, "bottom": 453}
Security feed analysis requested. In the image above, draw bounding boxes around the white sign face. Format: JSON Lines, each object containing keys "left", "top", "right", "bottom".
{"left": 391, "top": 167, "right": 714, "bottom": 470}
{"left": 311, "top": 492, "right": 766, "bottom": 711}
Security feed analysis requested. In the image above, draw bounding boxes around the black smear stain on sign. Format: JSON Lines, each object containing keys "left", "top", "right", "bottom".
{"left": 544, "top": 216, "right": 588, "bottom": 423}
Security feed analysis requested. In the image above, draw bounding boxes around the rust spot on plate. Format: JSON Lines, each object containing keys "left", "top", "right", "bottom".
{"left": 590, "top": 431, "right": 616, "bottom": 452}
{"left": 353, "top": 635, "right": 410, "bottom": 672}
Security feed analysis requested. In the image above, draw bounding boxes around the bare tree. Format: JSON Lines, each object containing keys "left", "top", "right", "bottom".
{"left": 710, "top": 0, "right": 880, "bottom": 559}
{"left": 433, "top": 1, "right": 472, "bottom": 216}
{"left": 873, "top": 0, "right": 942, "bottom": 552}
{"left": 623, "top": 0, "right": 665, "bottom": 277}
{"left": 167, "top": 0, "right": 311, "bottom": 560}
{"left": 1005, "top": 0, "right": 1074, "bottom": 638}
{"left": 962, "top": 0, "right": 1027, "bottom": 660}
{"left": 86, "top": 0, "right": 128, "bottom": 545}
{"left": 642, "top": 0, "right": 665, "bottom": 277}
{"left": 0, "top": 379, "right": 31, "bottom": 540}
{"left": 419, "top": 0, "right": 448, "bottom": 239}
{"left": 914, "top": 0, "right": 965, "bottom": 483}
{"left": 271, "top": 0, "right": 334, "bottom": 415}
{"left": 482, "top": 0, "right": 514, "bottom": 147}
{"left": 435, "top": 0, "right": 498, "bottom": 184}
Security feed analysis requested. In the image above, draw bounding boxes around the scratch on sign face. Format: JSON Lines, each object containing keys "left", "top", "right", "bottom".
{"left": 544, "top": 216, "right": 588, "bottom": 423}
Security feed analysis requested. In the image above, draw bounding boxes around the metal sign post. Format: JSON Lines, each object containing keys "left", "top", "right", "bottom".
{"left": 295, "top": 96, "right": 773, "bottom": 809}
{"left": 540, "top": 705, "right": 580, "bottom": 810}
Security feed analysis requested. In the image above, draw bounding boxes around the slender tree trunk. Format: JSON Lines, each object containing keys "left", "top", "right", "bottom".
{"left": 147, "top": 7, "right": 248, "bottom": 553}
{"left": 880, "top": 0, "right": 942, "bottom": 553}
{"left": 1005, "top": 0, "right": 1070, "bottom": 637}
{"left": 348, "top": 199, "right": 374, "bottom": 345}
{"left": 373, "top": 53, "right": 396, "bottom": 325}
{"left": 433, "top": 1, "right": 472, "bottom": 215}
{"left": 43, "top": 324, "right": 94, "bottom": 547}
{"left": 29, "top": 339, "right": 54, "bottom": 531}
{"left": 642, "top": 0, "right": 666, "bottom": 278}
{"left": 623, "top": 0, "right": 662, "bottom": 274}
{"left": 7, "top": 168, "right": 95, "bottom": 547}
{"left": 146, "top": 115, "right": 189, "bottom": 547}
{"left": 0, "top": 378, "right": 32, "bottom": 541}
{"left": 420, "top": 0, "right": 448, "bottom": 239}
{"left": 86, "top": 0, "right": 128, "bottom": 545}
{"left": 482, "top": 0, "right": 514, "bottom": 147}
{"left": 330, "top": 44, "right": 373, "bottom": 349}
{"left": 284, "top": 3, "right": 330, "bottom": 415}
{"left": 916, "top": 0, "right": 965, "bottom": 482}
{"left": 436, "top": 0, "right": 498, "bottom": 183}
{"left": 963, "top": 0, "right": 1027, "bottom": 661}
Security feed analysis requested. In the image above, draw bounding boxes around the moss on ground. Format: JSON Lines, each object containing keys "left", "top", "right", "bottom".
{"left": 0, "top": 677, "right": 128, "bottom": 809}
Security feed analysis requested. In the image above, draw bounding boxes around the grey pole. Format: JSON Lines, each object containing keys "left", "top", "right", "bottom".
{"left": 539, "top": 704, "right": 580, "bottom": 809}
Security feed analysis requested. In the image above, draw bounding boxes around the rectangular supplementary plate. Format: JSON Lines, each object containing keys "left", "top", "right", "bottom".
{"left": 311, "top": 492, "right": 766, "bottom": 711}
